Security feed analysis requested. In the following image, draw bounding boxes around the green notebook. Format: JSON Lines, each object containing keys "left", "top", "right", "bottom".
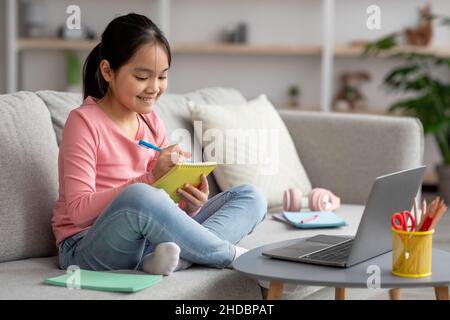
{"left": 45, "top": 269, "right": 163, "bottom": 293}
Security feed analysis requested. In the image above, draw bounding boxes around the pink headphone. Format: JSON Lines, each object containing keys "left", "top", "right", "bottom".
{"left": 283, "top": 188, "right": 341, "bottom": 212}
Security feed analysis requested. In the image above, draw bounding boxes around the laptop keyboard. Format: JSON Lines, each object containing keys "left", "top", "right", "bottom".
{"left": 303, "top": 239, "right": 354, "bottom": 262}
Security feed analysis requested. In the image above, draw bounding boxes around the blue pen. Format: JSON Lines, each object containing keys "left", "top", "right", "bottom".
{"left": 138, "top": 140, "right": 161, "bottom": 152}
{"left": 138, "top": 140, "right": 193, "bottom": 162}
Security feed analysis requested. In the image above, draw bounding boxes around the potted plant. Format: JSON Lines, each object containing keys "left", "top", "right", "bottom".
{"left": 288, "top": 85, "right": 301, "bottom": 108}
{"left": 363, "top": 14, "right": 450, "bottom": 202}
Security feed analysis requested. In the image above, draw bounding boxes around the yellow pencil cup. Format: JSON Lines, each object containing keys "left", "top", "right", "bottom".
{"left": 391, "top": 228, "right": 434, "bottom": 278}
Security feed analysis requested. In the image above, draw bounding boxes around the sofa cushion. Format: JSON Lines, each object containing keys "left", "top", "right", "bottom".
{"left": 35, "top": 90, "right": 82, "bottom": 146}
{"left": 278, "top": 110, "right": 424, "bottom": 205}
{"left": 0, "top": 204, "right": 363, "bottom": 299}
{"left": 186, "top": 87, "right": 248, "bottom": 105}
{"left": 188, "top": 94, "right": 312, "bottom": 208}
{"left": 0, "top": 256, "right": 262, "bottom": 299}
{"left": 155, "top": 87, "right": 248, "bottom": 198}
{"left": 0, "top": 92, "right": 59, "bottom": 262}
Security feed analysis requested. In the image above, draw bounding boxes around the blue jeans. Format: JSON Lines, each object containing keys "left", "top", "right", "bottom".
{"left": 58, "top": 183, "right": 267, "bottom": 271}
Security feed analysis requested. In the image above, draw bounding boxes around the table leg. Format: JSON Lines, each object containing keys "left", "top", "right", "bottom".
{"left": 434, "top": 286, "right": 449, "bottom": 300}
{"left": 266, "top": 281, "right": 284, "bottom": 300}
{"left": 389, "top": 288, "right": 401, "bottom": 300}
{"left": 335, "top": 288, "right": 346, "bottom": 300}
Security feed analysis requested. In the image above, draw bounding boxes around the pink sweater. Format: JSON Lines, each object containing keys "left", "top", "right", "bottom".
{"left": 52, "top": 96, "right": 171, "bottom": 247}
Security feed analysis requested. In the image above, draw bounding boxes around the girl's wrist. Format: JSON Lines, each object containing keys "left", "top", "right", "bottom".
{"left": 178, "top": 200, "right": 201, "bottom": 217}
{"left": 188, "top": 207, "right": 202, "bottom": 217}
{"left": 142, "top": 171, "right": 156, "bottom": 185}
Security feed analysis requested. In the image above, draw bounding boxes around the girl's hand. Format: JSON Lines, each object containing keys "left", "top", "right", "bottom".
{"left": 152, "top": 144, "right": 191, "bottom": 181}
{"left": 177, "top": 174, "right": 209, "bottom": 216}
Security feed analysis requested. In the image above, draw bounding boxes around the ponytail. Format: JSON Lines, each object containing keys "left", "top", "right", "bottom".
{"left": 83, "top": 43, "right": 107, "bottom": 99}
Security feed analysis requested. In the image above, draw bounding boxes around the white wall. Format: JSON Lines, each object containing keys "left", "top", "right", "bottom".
{"left": 168, "top": 0, "right": 322, "bottom": 106}
{"left": 10, "top": 0, "right": 450, "bottom": 109}
{"left": 170, "top": 0, "right": 322, "bottom": 46}
{"left": 333, "top": 0, "right": 450, "bottom": 112}
{"left": 31, "top": 0, "right": 160, "bottom": 37}
{"left": 3, "top": 0, "right": 448, "bottom": 183}
{"left": 335, "top": 0, "right": 450, "bottom": 45}
{"left": 18, "top": 0, "right": 159, "bottom": 92}
{"left": 18, "top": 0, "right": 325, "bottom": 106}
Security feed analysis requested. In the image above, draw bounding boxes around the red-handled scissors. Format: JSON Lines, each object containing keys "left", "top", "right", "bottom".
{"left": 391, "top": 210, "right": 416, "bottom": 231}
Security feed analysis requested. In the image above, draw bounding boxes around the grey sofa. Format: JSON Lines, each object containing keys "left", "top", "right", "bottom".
{"left": 0, "top": 87, "right": 423, "bottom": 299}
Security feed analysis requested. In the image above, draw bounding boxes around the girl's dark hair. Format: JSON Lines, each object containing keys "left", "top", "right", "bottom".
{"left": 83, "top": 13, "right": 171, "bottom": 99}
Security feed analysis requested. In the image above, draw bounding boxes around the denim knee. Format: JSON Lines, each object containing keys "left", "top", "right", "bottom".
{"left": 232, "top": 184, "right": 268, "bottom": 223}
{"left": 117, "top": 183, "right": 172, "bottom": 214}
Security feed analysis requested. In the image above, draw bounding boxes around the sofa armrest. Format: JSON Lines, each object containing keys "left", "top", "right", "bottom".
{"left": 278, "top": 110, "right": 424, "bottom": 205}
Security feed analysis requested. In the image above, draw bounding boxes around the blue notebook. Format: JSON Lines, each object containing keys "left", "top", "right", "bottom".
{"left": 275, "top": 211, "right": 347, "bottom": 229}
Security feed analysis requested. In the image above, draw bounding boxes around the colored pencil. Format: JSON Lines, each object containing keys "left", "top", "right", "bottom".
{"left": 418, "top": 198, "right": 437, "bottom": 231}
{"left": 428, "top": 200, "right": 447, "bottom": 231}
{"left": 421, "top": 199, "right": 427, "bottom": 226}
{"left": 413, "top": 197, "right": 418, "bottom": 231}
{"left": 419, "top": 198, "right": 447, "bottom": 231}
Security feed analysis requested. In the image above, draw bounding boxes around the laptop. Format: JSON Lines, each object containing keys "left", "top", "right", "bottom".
{"left": 262, "top": 166, "right": 426, "bottom": 267}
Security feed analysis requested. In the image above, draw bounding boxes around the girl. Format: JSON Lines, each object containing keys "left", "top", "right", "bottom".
{"left": 52, "top": 13, "right": 267, "bottom": 276}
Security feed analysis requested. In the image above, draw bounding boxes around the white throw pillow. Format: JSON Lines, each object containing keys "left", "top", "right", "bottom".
{"left": 187, "top": 94, "right": 312, "bottom": 208}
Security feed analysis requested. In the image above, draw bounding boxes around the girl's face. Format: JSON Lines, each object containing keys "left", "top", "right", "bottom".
{"left": 103, "top": 43, "right": 169, "bottom": 114}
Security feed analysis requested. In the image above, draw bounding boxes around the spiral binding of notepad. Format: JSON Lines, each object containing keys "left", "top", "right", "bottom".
{"left": 177, "top": 162, "right": 218, "bottom": 168}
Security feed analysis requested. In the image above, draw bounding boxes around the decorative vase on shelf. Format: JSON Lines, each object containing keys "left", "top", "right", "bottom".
{"left": 221, "top": 22, "right": 248, "bottom": 44}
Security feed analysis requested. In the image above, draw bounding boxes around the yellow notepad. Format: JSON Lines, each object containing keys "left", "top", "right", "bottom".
{"left": 152, "top": 162, "right": 218, "bottom": 203}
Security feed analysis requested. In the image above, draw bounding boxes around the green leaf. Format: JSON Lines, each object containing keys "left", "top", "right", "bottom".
{"left": 368, "top": 17, "right": 450, "bottom": 159}
{"left": 439, "top": 16, "right": 450, "bottom": 26}
{"left": 388, "top": 95, "right": 429, "bottom": 113}
{"left": 387, "top": 94, "right": 448, "bottom": 134}
{"left": 435, "top": 58, "right": 450, "bottom": 68}
{"left": 383, "top": 64, "right": 420, "bottom": 90}
{"left": 363, "top": 33, "right": 398, "bottom": 56}
{"left": 402, "top": 74, "right": 432, "bottom": 92}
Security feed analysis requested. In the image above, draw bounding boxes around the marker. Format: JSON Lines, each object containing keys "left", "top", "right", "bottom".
{"left": 138, "top": 140, "right": 161, "bottom": 152}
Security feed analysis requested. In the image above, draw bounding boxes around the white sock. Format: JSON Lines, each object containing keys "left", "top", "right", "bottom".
{"left": 142, "top": 242, "right": 180, "bottom": 276}
{"left": 174, "top": 258, "right": 193, "bottom": 272}
{"left": 227, "top": 245, "right": 248, "bottom": 268}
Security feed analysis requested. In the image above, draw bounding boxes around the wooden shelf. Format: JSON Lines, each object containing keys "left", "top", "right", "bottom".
{"left": 16, "top": 39, "right": 450, "bottom": 59}
{"left": 334, "top": 44, "right": 450, "bottom": 58}
{"left": 18, "top": 38, "right": 99, "bottom": 50}
{"left": 172, "top": 43, "right": 322, "bottom": 56}
{"left": 175, "top": 43, "right": 450, "bottom": 58}
{"left": 17, "top": 38, "right": 323, "bottom": 55}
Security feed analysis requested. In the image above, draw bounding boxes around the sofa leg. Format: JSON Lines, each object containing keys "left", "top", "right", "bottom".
{"left": 266, "top": 281, "right": 284, "bottom": 300}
